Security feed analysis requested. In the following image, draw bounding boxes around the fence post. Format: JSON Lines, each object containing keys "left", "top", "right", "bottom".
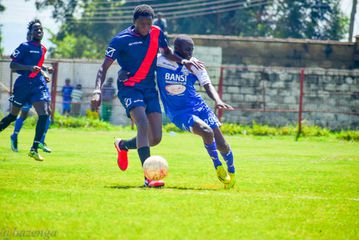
{"left": 296, "top": 68, "right": 305, "bottom": 141}
{"left": 50, "top": 62, "right": 59, "bottom": 122}
{"left": 217, "top": 66, "right": 224, "bottom": 122}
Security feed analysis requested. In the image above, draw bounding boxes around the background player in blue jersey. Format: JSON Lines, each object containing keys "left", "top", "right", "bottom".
{"left": 91, "top": 5, "right": 202, "bottom": 188}
{"left": 10, "top": 30, "right": 52, "bottom": 153}
{"left": 0, "top": 19, "right": 51, "bottom": 161}
{"left": 62, "top": 79, "right": 73, "bottom": 115}
{"left": 156, "top": 36, "right": 236, "bottom": 188}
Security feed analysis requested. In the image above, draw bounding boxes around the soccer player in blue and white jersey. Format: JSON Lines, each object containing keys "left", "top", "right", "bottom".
{"left": 156, "top": 36, "right": 236, "bottom": 188}
{"left": 0, "top": 19, "right": 51, "bottom": 161}
{"left": 92, "top": 5, "right": 201, "bottom": 188}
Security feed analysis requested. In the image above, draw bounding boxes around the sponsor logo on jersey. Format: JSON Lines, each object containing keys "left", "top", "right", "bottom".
{"left": 29, "top": 50, "right": 40, "bottom": 54}
{"left": 165, "top": 84, "right": 186, "bottom": 95}
{"left": 11, "top": 50, "right": 20, "bottom": 58}
{"left": 128, "top": 41, "right": 143, "bottom": 46}
{"left": 124, "top": 98, "right": 132, "bottom": 107}
{"left": 105, "top": 47, "right": 116, "bottom": 58}
{"left": 164, "top": 73, "right": 187, "bottom": 83}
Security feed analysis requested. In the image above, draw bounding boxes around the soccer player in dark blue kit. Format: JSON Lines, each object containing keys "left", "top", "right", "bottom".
{"left": 156, "top": 36, "right": 236, "bottom": 188}
{"left": 0, "top": 19, "right": 51, "bottom": 161}
{"left": 92, "top": 5, "right": 202, "bottom": 188}
{"left": 10, "top": 30, "right": 52, "bottom": 153}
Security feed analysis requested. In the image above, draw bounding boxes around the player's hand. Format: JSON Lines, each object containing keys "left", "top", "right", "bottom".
{"left": 118, "top": 69, "right": 130, "bottom": 82}
{"left": 41, "top": 70, "right": 51, "bottom": 82}
{"left": 91, "top": 91, "right": 101, "bottom": 111}
{"left": 44, "top": 75, "right": 51, "bottom": 83}
{"left": 47, "top": 66, "right": 54, "bottom": 74}
{"left": 215, "top": 101, "right": 234, "bottom": 111}
{"left": 31, "top": 66, "right": 41, "bottom": 72}
{"left": 183, "top": 59, "right": 204, "bottom": 72}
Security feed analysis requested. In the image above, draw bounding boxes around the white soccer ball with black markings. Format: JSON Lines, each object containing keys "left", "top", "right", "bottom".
{"left": 143, "top": 156, "right": 168, "bottom": 180}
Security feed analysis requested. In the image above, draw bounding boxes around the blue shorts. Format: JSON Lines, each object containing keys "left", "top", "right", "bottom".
{"left": 21, "top": 103, "right": 33, "bottom": 112}
{"left": 63, "top": 103, "right": 71, "bottom": 112}
{"left": 9, "top": 75, "right": 50, "bottom": 108}
{"left": 118, "top": 86, "right": 161, "bottom": 118}
{"left": 171, "top": 105, "right": 221, "bottom": 132}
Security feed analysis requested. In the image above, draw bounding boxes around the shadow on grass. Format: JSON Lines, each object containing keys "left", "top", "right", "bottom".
{"left": 106, "top": 185, "right": 219, "bottom": 191}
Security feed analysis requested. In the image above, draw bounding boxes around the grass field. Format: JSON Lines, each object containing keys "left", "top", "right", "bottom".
{"left": 0, "top": 128, "right": 358, "bottom": 239}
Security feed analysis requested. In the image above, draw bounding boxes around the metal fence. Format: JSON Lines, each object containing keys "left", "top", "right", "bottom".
{"left": 1, "top": 59, "right": 358, "bottom": 130}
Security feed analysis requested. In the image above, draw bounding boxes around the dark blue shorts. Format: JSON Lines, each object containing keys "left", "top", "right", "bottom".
{"left": 117, "top": 86, "right": 161, "bottom": 118}
{"left": 9, "top": 75, "right": 50, "bottom": 108}
{"left": 63, "top": 103, "right": 71, "bottom": 112}
{"left": 21, "top": 103, "right": 33, "bottom": 112}
{"left": 171, "top": 104, "right": 221, "bottom": 132}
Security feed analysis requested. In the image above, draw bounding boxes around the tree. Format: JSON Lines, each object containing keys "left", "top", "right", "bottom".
{"left": 31, "top": 0, "right": 348, "bottom": 59}
{"left": 269, "top": 0, "right": 348, "bottom": 40}
{"left": 0, "top": 0, "right": 5, "bottom": 56}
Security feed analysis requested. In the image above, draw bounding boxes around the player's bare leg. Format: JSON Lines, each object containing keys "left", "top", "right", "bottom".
{"left": 147, "top": 112, "right": 162, "bottom": 147}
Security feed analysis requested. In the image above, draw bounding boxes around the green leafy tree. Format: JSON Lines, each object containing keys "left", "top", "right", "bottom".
{"left": 32, "top": 0, "right": 348, "bottom": 59}
{"left": 269, "top": 0, "right": 348, "bottom": 40}
{"left": 0, "top": 0, "right": 5, "bottom": 55}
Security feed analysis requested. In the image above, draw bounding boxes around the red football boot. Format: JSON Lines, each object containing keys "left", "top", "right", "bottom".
{"left": 144, "top": 179, "right": 165, "bottom": 188}
{"left": 114, "top": 138, "right": 128, "bottom": 171}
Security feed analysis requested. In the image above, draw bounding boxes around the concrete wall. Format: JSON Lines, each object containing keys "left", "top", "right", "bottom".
{"left": 219, "top": 66, "right": 359, "bottom": 130}
{"left": 169, "top": 35, "right": 359, "bottom": 69}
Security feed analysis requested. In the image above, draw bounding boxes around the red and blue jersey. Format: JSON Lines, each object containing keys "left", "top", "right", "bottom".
{"left": 10, "top": 41, "right": 47, "bottom": 79}
{"left": 105, "top": 25, "right": 168, "bottom": 88}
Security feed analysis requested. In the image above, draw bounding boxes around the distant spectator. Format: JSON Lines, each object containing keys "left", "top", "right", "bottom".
{"left": 153, "top": 12, "right": 168, "bottom": 35}
{"left": 71, "top": 84, "right": 83, "bottom": 116}
{"left": 62, "top": 79, "right": 73, "bottom": 115}
{"left": 101, "top": 77, "right": 116, "bottom": 122}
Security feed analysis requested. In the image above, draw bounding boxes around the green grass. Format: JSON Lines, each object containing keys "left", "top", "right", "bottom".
{"left": 0, "top": 128, "right": 358, "bottom": 239}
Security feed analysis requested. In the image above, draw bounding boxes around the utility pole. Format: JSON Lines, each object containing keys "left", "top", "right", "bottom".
{"left": 349, "top": 0, "right": 358, "bottom": 42}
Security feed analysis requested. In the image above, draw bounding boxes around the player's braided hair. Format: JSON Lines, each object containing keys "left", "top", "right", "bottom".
{"left": 27, "top": 19, "right": 42, "bottom": 31}
{"left": 133, "top": 4, "right": 154, "bottom": 21}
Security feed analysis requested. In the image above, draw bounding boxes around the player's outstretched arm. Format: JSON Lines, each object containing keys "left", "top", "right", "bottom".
{"left": 42, "top": 64, "right": 54, "bottom": 74}
{"left": 204, "top": 83, "right": 234, "bottom": 111}
{"left": 91, "top": 58, "right": 113, "bottom": 111}
{"left": 10, "top": 62, "right": 41, "bottom": 72}
{"left": 41, "top": 70, "right": 50, "bottom": 83}
{"left": 161, "top": 46, "right": 204, "bottom": 71}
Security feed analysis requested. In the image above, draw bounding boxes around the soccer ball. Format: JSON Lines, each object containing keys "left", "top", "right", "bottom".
{"left": 143, "top": 156, "right": 168, "bottom": 180}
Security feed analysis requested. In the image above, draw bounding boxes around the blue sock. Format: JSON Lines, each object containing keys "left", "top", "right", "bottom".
{"left": 40, "top": 117, "right": 51, "bottom": 144}
{"left": 221, "top": 149, "right": 235, "bottom": 173}
{"left": 205, "top": 141, "right": 222, "bottom": 169}
{"left": 13, "top": 117, "right": 25, "bottom": 137}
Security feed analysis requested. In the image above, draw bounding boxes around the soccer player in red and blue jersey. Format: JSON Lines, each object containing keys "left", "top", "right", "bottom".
{"left": 156, "top": 36, "right": 236, "bottom": 188}
{"left": 92, "top": 5, "right": 201, "bottom": 188}
{"left": 0, "top": 19, "right": 51, "bottom": 161}
{"left": 10, "top": 30, "right": 52, "bottom": 154}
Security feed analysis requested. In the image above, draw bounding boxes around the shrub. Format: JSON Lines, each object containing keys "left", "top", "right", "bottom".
{"left": 336, "top": 131, "right": 359, "bottom": 141}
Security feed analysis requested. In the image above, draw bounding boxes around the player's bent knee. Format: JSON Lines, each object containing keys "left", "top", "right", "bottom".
{"left": 150, "top": 136, "right": 162, "bottom": 146}
{"left": 202, "top": 127, "right": 214, "bottom": 142}
{"left": 217, "top": 141, "right": 230, "bottom": 153}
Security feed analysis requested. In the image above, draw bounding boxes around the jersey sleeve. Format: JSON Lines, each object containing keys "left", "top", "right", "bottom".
{"left": 105, "top": 37, "right": 121, "bottom": 61}
{"left": 158, "top": 30, "right": 168, "bottom": 49}
{"left": 157, "top": 54, "right": 178, "bottom": 70}
{"left": 10, "top": 43, "right": 27, "bottom": 62}
{"left": 190, "top": 64, "right": 211, "bottom": 86}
